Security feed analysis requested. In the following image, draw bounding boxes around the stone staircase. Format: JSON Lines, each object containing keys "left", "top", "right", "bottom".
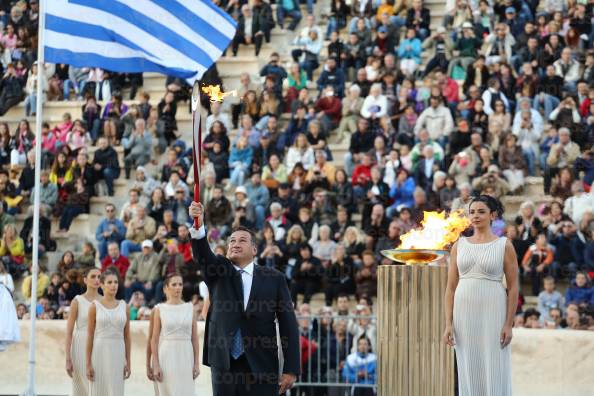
{"left": 3, "top": 0, "right": 554, "bottom": 305}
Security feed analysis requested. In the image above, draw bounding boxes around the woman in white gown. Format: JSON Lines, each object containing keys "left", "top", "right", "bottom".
{"left": 0, "top": 281, "right": 19, "bottom": 352}
{"left": 86, "top": 270, "right": 131, "bottom": 396}
{"left": 152, "top": 273, "right": 200, "bottom": 396}
{"left": 443, "top": 195, "right": 519, "bottom": 396}
{"left": 65, "top": 268, "right": 100, "bottom": 396}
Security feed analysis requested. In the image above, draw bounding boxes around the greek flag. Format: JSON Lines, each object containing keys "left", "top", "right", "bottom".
{"left": 44, "top": 0, "right": 237, "bottom": 81}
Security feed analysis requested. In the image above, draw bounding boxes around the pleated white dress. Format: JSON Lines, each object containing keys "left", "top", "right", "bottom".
{"left": 89, "top": 300, "right": 126, "bottom": 396}
{"left": 155, "top": 302, "right": 195, "bottom": 396}
{"left": 71, "top": 295, "right": 92, "bottom": 396}
{"left": 453, "top": 237, "right": 512, "bottom": 396}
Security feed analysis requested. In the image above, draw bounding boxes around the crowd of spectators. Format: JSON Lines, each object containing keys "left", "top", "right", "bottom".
{"left": 3, "top": 0, "right": 594, "bottom": 389}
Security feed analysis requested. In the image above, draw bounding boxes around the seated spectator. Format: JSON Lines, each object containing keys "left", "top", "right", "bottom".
{"left": 0, "top": 63, "right": 23, "bottom": 117}
{"left": 69, "top": 151, "right": 95, "bottom": 198}
{"left": 23, "top": 61, "right": 46, "bottom": 117}
{"left": 205, "top": 184, "right": 233, "bottom": 238}
{"left": 563, "top": 181, "right": 594, "bottom": 225}
{"left": 342, "top": 226, "right": 366, "bottom": 267}
{"left": 387, "top": 168, "right": 416, "bottom": 217}
{"left": 355, "top": 250, "right": 378, "bottom": 299}
{"left": 259, "top": 53, "right": 287, "bottom": 100}
{"left": 228, "top": 135, "right": 253, "bottom": 188}
{"left": 123, "top": 118, "right": 152, "bottom": 178}
{"left": 565, "top": 271, "right": 592, "bottom": 305}
{"left": 261, "top": 153, "right": 288, "bottom": 190}
{"left": 553, "top": 48, "right": 580, "bottom": 94}
{"left": 537, "top": 276, "right": 565, "bottom": 322}
{"left": 56, "top": 250, "right": 77, "bottom": 277}
{"left": 398, "top": 28, "right": 422, "bottom": 77}
{"left": 129, "top": 291, "right": 147, "bottom": 320}
{"left": 124, "top": 239, "right": 160, "bottom": 302}
{"left": 522, "top": 233, "right": 555, "bottom": 296}
{"left": 77, "top": 242, "right": 97, "bottom": 270}
{"left": 163, "top": 170, "right": 189, "bottom": 201}
{"left": 550, "top": 221, "right": 582, "bottom": 280}
{"left": 56, "top": 178, "right": 89, "bottom": 234}
{"left": 292, "top": 28, "right": 322, "bottom": 81}
{"left": 0, "top": 223, "right": 24, "bottom": 280}
{"left": 100, "top": 242, "right": 130, "bottom": 281}
{"left": 550, "top": 167, "right": 574, "bottom": 202}
{"left": 258, "top": 222, "right": 283, "bottom": 270}
{"left": 232, "top": 4, "right": 265, "bottom": 57}
{"left": 291, "top": 243, "right": 323, "bottom": 304}
{"left": 121, "top": 206, "right": 156, "bottom": 257}
{"left": 286, "top": 133, "right": 315, "bottom": 171}
{"left": 21, "top": 263, "right": 50, "bottom": 301}
{"left": 65, "top": 120, "right": 91, "bottom": 154}
{"left": 316, "top": 57, "right": 346, "bottom": 98}
{"left": 406, "top": 0, "right": 430, "bottom": 40}
{"left": 311, "top": 225, "right": 338, "bottom": 267}
{"left": 91, "top": 137, "right": 120, "bottom": 196}
{"left": 96, "top": 203, "right": 126, "bottom": 260}
{"left": 276, "top": 0, "right": 301, "bottom": 31}
{"left": 29, "top": 170, "right": 57, "bottom": 213}
{"left": 337, "top": 84, "right": 364, "bottom": 142}
{"left": 207, "top": 140, "right": 230, "bottom": 183}
{"left": 131, "top": 166, "right": 159, "bottom": 205}
{"left": 101, "top": 93, "right": 127, "bottom": 145}
{"left": 342, "top": 336, "right": 377, "bottom": 391}
{"left": 498, "top": 133, "right": 527, "bottom": 194}
{"left": 266, "top": 202, "right": 289, "bottom": 242}
{"left": 49, "top": 151, "right": 73, "bottom": 209}
{"left": 324, "top": 244, "right": 355, "bottom": 306}
{"left": 155, "top": 239, "right": 184, "bottom": 302}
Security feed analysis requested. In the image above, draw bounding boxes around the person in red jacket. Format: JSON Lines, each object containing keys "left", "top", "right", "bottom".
{"left": 315, "top": 86, "right": 342, "bottom": 134}
{"left": 352, "top": 153, "right": 374, "bottom": 201}
{"left": 100, "top": 241, "right": 130, "bottom": 280}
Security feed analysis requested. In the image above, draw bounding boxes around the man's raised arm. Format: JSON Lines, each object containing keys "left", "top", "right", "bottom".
{"left": 188, "top": 201, "right": 227, "bottom": 286}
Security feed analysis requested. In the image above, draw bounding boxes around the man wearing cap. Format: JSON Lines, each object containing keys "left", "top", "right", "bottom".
{"left": 422, "top": 26, "right": 453, "bottom": 76}
{"left": 232, "top": 186, "right": 257, "bottom": 227}
{"left": 471, "top": 164, "right": 511, "bottom": 198}
{"left": 188, "top": 202, "right": 300, "bottom": 395}
{"left": 447, "top": 22, "right": 481, "bottom": 77}
{"left": 124, "top": 240, "right": 159, "bottom": 302}
{"left": 503, "top": 6, "right": 524, "bottom": 37}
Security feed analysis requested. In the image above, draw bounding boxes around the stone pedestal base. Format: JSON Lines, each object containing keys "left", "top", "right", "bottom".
{"left": 377, "top": 264, "right": 454, "bottom": 396}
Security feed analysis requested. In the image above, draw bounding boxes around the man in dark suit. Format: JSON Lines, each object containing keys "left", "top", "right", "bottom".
{"left": 189, "top": 202, "right": 300, "bottom": 395}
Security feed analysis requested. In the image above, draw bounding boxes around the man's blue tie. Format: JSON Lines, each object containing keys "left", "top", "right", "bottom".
{"left": 230, "top": 269, "right": 245, "bottom": 359}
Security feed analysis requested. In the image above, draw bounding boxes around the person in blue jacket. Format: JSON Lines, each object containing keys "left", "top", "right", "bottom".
{"left": 565, "top": 271, "right": 593, "bottom": 305}
{"left": 387, "top": 168, "right": 416, "bottom": 218}
{"left": 342, "top": 336, "right": 376, "bottom": 396}
{"left": 228, "top": 135, "right": 253, "bottom": 188}
{"left": 397, "top": 28, "right": 422, "bottom": 77}
{"left": 316, "top": 57, "right": 346, "bottom": 98}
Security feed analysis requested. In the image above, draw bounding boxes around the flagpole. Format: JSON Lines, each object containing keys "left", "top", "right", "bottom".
{"left": 22, "top": 0, "right": 46, "bottom": 394}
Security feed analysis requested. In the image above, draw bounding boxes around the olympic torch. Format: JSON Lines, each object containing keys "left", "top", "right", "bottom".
{"left": 190, "top": 80, "right": 202, "bottom": 228}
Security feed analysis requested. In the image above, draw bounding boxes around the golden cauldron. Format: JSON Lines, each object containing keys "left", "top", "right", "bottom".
{"left": 380, "top": 249, "right": 448, "bottom": 265}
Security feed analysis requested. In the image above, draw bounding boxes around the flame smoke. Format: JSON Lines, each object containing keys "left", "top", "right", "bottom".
{"left": 398, "top": 210, "right": 470, "bottom": 250}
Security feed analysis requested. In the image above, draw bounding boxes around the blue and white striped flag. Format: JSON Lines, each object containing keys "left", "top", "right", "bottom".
{"left": 44, "top": 0, "right": 237, "bottom": 81}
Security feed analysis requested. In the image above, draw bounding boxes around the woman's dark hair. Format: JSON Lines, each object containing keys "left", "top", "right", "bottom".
{"left": 163, "top": 272, "right": 183, "bottom": 288}
{"left": 469, "top": 195, "right": 504, "bottom": 217}
{"left": 100, "top": 268, "right": 120, "bottom": 283}
{"left": 82, "top": 267, "right": 100, "bottom": 278}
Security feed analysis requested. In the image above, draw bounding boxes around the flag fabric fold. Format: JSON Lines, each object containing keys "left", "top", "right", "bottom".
{"left": 44, "top": 0, "right": 236, "bottom": 81}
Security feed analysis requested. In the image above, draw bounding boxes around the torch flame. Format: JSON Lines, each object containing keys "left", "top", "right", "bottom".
{"left": 201, "top": 85, "right": 237, "bottom": 103}
{"left": 397, "top": 210, "right": 470, "bottom": 250}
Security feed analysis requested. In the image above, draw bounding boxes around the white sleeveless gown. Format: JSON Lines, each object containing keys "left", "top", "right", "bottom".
{"left": 71, "top": 295, "right": 91, "bottom": 396}
{"left": 155, "top": 302, "right": 196, "bottom": 396}
{"left": 453, "top": 237, "right": 512, "bottom": 396}
{"left": 89, "top": 300, "right": 126, "bottom": 396}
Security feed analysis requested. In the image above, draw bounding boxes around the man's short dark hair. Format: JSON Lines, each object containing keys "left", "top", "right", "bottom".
{"left": 230, "top": 226, "right": 257, "bottom": 247}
